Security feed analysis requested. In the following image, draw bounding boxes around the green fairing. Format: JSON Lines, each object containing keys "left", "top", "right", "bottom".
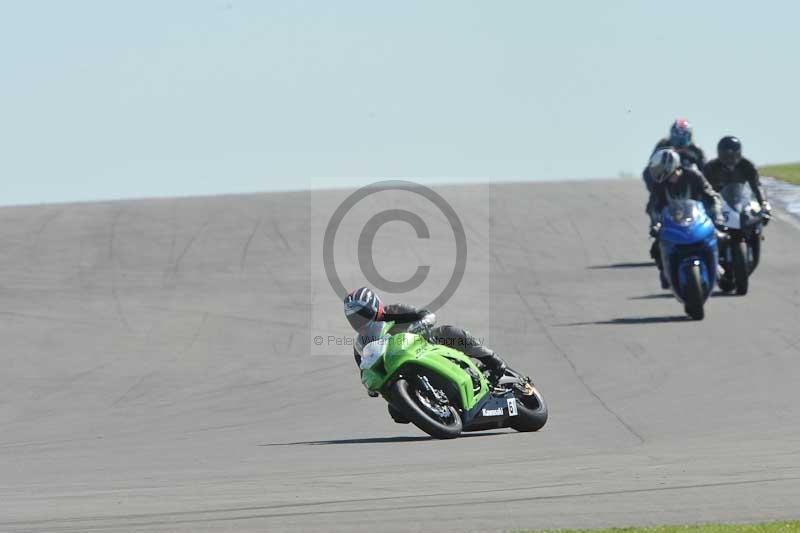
{"left": 360, "top": 328, "right": 488, "bottom": 410}
{"left": 359, "top": 321, "right": 397, "bottom": 392}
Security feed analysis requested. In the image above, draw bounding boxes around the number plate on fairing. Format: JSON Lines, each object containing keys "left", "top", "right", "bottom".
{"left": 507, "top": 397, "right": 518, "bottom": 416}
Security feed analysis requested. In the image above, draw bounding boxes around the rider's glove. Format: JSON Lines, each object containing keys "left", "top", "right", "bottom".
{"left": 649, "top": 223, "right": 661, "bottom": 238}
{"left": 407, "top": 320, "right": 427, "bottom": 334}
{"left": 714, "top": 220, "right": 730, "bottom": 239}
{"left": 761, "top": 202, "right": 772, "bottom": 225}
{"left": 407, "top": 320, "right": 435, "bottom": 342}
{"left": 408, "top": 312, "right": 435, "bottom": 332}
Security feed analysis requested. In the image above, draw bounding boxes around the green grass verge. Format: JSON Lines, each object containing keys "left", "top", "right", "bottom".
{"left": 760, "top": 163, "right": 800, "bottom": 186}
{"left": 520, "top": 520, "right": 800, "bottom": 533}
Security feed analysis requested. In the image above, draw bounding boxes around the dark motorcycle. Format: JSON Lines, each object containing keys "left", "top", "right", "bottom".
{"left": 717, "top": 183, "right": 769, "bottom": 295}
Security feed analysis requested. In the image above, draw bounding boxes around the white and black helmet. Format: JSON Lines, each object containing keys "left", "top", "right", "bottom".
{"left": 648, "top": 148, "right": 681, "bottom": 183}
{"left": 343, "top": 287, "right": 384, "bottom": 332}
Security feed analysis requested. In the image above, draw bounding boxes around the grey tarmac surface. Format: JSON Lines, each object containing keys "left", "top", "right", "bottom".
{"left": 1, "top": 180, "right": 799, "bottom": 532}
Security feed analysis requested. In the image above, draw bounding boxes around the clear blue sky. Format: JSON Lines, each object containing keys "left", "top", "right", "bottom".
{"left": 2, "top": 1, "right": 798, "bottom": 206}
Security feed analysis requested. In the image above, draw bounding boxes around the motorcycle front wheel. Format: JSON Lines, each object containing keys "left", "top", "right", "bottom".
{"left": 684, "top": 264, "right": 705, "bottom": 320}
{"left": 389, "top": 375, "right": 462, "bottom": 439}
{"left": 732, "top": 240, "right": 749, "bottom": 295}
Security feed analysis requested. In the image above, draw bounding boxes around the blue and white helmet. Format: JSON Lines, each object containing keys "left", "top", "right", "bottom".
{"left": 343, "top": 287, "right": 384, "bottom": 332}
{"left": 670, "top": 118, "right": 693, "bottom": 148}
{"left": 649, "top": 148, "right": 681, "bottom": 183}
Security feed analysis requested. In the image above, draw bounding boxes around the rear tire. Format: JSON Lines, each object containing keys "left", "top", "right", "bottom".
{"left": 389, "top": 376, "right": 462, "bottom": 439}
{"left": 509, "top": 384, "right": 548, "bottom": 432}
{"left": 732, "top": 240, "right": 749, "bottom": 295}
{"left": 718, "top": 274, "right": 735, "bottom": 293}
{"left": 684, "top": 264, "right": 705, "bottom": 320}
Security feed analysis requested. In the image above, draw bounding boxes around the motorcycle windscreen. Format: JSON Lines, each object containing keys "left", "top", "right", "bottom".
{"left": 666, "top": 199, "right": 702, "bottom": 227}
{"left": 719, "top": 182, "right": 754, "bottom": 212}
{"left": 360, "top": 335, "right": 390, "bottom": 370}
{"left": 661, "top": 199, "right": 714, "bottom": 245}
{"left": 355, "top": 320, "right": 395, "bottom": 359}
{"left": 719, "top": 182, "right": 760, "bottom": 229}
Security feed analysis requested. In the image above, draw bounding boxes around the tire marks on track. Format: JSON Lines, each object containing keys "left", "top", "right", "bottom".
{"left": 4, "top": 476, "right": 798, "bottom": 532}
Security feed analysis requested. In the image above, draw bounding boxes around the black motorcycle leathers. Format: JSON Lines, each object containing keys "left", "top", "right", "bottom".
{"left": 352, "top": 303, "right": 507, "bottom": 377}
{"left": 704, "top": 157, "right": 767, "bottom": 206}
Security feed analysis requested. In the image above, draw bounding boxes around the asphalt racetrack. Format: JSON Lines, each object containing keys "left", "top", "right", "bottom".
{"left": 1, "top": 180, "right": 799, "bottom": 532}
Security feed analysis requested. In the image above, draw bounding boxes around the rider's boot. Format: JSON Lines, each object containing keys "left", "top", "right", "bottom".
{"left": 650, "top": 241, "right": 659, "bottom": 265}
{"left": 481, "top": 353, "right": 508, "bottom": 387}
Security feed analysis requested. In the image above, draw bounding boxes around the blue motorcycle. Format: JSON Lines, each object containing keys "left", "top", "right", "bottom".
{"left": 657, "top": 199, "right": 718, "bottom": 320}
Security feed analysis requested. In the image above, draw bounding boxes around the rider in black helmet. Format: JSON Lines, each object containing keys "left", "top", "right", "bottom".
{"left": 703, "top": 136, "right": 771, "bottom": 216}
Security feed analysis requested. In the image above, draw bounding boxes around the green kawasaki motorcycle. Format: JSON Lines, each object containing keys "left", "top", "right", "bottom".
{"left": 359, "top": 321, "right": 548, "bottom": 439}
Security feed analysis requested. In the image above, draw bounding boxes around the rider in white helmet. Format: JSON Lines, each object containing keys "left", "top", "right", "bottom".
{"left": 642, "top": 118, "right": 707, "bottom": 192}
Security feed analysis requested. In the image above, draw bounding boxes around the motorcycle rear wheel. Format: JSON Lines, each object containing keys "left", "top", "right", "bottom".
{"left": 718, "top": 273, "right": 735, "bottom": 293}
{"left": 509, "top": 384, "right": 548, "bottom": 432}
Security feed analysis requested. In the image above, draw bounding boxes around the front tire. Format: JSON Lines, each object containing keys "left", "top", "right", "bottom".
{"left": 732, "top": 240, "right": 749, "bottom": 295}
{"left": 509, "top": 383, "right": 548, "bottom": 432}
{"left": 684, "top": 264, "right": 705, "bottom": 320}
{"left": 748, "top": 235, "right": 761, "bottom": 274}
{"left": 389, "top": 376, "right": 462, "bottom": 439}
